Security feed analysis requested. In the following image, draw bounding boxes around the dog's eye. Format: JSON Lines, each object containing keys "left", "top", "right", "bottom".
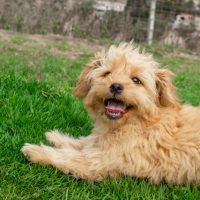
{"left": 132, "top": 77, "right": 142, "bottom": 84}
{"left": 102, "top": 71, "right": 111, "bottom": 77}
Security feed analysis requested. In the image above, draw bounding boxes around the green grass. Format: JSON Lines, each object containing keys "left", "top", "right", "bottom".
{"left": 0, "top": 32, "right": 200, "bottom": 200}
{"left": 45, "top": 40, "right": 78, "bottom": 51}
{"left": 10, "top": 35, "right": 29, "bottom": 44}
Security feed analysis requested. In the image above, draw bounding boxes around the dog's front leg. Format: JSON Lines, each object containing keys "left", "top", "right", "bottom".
{"left": 45, "top": 130, "right": 85, "bottom": 150}
{"left": 21, "top": 143, "right": 110, "bottom": 180}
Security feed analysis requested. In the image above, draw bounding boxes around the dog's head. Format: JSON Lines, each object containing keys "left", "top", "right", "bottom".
{"left": 74, "top": 43, "right": 179, "bottom": 123}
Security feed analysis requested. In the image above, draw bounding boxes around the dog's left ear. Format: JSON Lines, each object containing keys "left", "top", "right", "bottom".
{"left": 73, "top": 52, "right": 102, "bottom": 99}
{"left": 155, "top": 69, "right": 180, "bottom": 109}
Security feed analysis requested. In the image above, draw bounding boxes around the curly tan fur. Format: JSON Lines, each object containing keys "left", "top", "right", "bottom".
{"left": 22, "top": 43, "right": 200, "bottom": 184}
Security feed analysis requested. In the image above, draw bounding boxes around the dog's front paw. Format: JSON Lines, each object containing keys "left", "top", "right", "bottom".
{"left": 21, "top": 143, "right": 45, "bottom": 164}
{"left": 45, "top": 130, "right": 64, "bottom": 147}
{"left": 45, "top": 130, "right": 71, "bottom": 148}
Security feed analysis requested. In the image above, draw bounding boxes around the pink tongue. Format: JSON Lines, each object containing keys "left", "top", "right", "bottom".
{"left": 106, "top": 100, "right": 125, "bottom": 113}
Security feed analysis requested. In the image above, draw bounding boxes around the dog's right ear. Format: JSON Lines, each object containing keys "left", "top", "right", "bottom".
{"left": 73, "top": 52, "right": 102, "bottom": 99}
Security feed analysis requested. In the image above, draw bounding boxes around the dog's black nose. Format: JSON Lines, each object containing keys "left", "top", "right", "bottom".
{"left": 110, "top": 83, "right": 123, "bottom": 94}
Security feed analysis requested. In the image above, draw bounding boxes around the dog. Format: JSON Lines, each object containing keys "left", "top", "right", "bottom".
{"left": 22, "top": 43, "right": 200, "bottom": 184}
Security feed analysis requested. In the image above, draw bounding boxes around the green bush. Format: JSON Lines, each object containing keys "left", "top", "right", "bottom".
{"left": 13, "top": 16, "right": 24, "bottom": 31}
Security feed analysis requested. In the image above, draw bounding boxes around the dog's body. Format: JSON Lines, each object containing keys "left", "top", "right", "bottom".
{"left": 22, "top": 43, "right": 200, "bottom": 184}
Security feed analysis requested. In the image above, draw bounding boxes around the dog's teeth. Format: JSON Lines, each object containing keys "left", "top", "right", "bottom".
{"left": 108, "top": 111, "right": 120, "bottom": 117}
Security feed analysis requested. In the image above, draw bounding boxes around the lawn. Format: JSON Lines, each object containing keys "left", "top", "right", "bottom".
{"left": 0, "top": 30, "right": 200, "bottom": 200}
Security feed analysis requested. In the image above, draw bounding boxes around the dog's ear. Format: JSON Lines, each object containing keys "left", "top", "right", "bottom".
{"left": 73, "top": 52, "right": 102, "bottom": 99}
{"left": 156, "top": 69, "right": 179, "bottom": 109}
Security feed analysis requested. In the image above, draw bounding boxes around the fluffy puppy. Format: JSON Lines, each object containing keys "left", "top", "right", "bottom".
{"left": 22, "top": 43, "right": 200, "bottom": 184}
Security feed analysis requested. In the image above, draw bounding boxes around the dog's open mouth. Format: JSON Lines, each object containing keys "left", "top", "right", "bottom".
{"left": 105, "top": 98, "right": 128, "bottom": 120}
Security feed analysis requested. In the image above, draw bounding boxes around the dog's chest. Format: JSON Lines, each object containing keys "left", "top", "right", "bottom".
{"left": 94, "top": 124, "right": 147, "bottom": 150}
